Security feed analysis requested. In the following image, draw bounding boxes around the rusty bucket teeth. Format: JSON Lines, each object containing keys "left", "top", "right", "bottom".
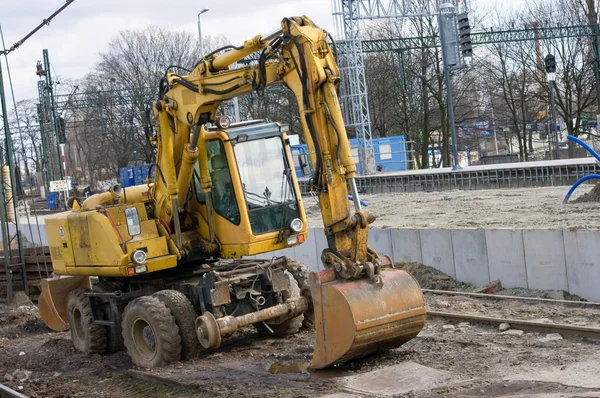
{"left": 309, "top": 268, "right": 426, "bottom": 369}
{"left": 39, "top": 276, "right": 92, "bottom": 332}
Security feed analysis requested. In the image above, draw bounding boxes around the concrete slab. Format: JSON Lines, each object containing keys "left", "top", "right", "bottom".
{"left": 312, "top": 228, "right": 327, "bottom": 271}
{"left": 504, "top": 359, "right": 600, "bottom": 389}
{"left": 522, "top": 230, "right": 568, "bottom": 291}
{"left": 486, "top": 229, "right": 527, "bottom": 288}
{"left": 451, "top": 229, "right": 490, "bottom": 286}
{"left": 294, "top": 230, "right": 319, "bottom": 272}
{"left": 368, "top": 228, "right": 392, "bottom": 258}
{"left": 419, "top": 229, "right": 455, "bottom": 279}
{"left": 342, "top": 362, "right": 461, "bottom": 396}
{"left": 390, "top": 228, "right": 422, "bottom": 264}
{"left": 563, "top": 229, "right": 600, "bottom": 301}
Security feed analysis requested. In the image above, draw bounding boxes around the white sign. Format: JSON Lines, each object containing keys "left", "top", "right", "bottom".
{"left": 49, "top": 180, "right": 68, "bottom": 192}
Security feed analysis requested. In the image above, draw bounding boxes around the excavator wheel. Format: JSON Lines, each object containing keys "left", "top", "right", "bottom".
{"left": 66, "top": 288, "right": 107, "bottom": 355}
{"left": 93, "top": 282, "right": 125, "bottom": 353}
{"left": 153, "top": 290, "right": 200, "bottom": 361}
{"left": 121, "top": 296, "right": 182, "bottom": 368}
{"left": 284, "top": 259, "right": 315, "bottom": 329}
{"left": 255, "top": 271, "right": 304, "bottom": 337}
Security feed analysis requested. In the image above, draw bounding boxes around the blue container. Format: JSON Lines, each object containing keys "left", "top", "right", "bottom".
{"left": 120, "top": 165, "right": 152, "bottom": 188}
{"left": 47, "top": 192, "right": 59, "bottom": 210}
{"left": 119, "top": 167, "right": 135, "bottom": 188}
{"left": 290, "top": 136, "right": 409, "bottom": 177}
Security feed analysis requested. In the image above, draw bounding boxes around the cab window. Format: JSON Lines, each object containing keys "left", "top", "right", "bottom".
{"left": 207, "top": 140, "right": 240, "bottom": 225}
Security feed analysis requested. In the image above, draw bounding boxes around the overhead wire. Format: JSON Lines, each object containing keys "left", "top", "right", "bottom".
{"left": 0, "top": 0, "right": 76, "bottom": 56}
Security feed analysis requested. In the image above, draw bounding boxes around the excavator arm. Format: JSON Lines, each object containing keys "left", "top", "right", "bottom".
{"left": 156, "top": 16, "right": 374, "bottom": 277}
{"left": 151, "top": 16, "right": 426, "bottom": 368}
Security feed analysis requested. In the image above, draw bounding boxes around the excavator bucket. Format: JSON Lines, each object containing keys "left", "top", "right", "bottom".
{"left": 309, "top": 267, "right": 426, "bottom": 369}
{"left": 39, "top": 276, "right": 92, "bottom": 332}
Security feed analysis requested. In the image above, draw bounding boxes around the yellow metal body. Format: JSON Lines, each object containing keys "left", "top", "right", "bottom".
{"left": 40, "top": 16, "right": 425, "bottom": 368}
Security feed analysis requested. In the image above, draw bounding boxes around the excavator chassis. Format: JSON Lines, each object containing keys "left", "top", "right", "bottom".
{"left": 40, "top": 256, "right": 425, "bottom": 368}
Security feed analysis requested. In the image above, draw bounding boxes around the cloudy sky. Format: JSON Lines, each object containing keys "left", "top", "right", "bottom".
{"left": 0, "top": 0, "right": 335, "bottom": 103}
{"left": 0, "top": 0, "right": 508, "bottom": 104}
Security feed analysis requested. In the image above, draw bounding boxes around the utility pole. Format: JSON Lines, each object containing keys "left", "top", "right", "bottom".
{"left": 545, "top": 54, "right": 560, "bottom": 160}
{"left": 438, "top": 3, "right": 462, "bottom": 170}
{"left": 0, "top": 57, "right": 26, "bottom": 301}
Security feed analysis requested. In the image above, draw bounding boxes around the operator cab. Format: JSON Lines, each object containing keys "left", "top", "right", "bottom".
{"left": 192, "top": 120, "right": 307, "bottom": 257}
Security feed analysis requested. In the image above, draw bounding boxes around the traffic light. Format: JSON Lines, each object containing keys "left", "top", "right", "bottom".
{"left": 544, "top": 54, "right": 556, "bottom": 73}
{"left": 57, "top": 116, "right": 66, "bottom": 144}
{"left": 457, "top": 13, "right": 473, "bottom": 57}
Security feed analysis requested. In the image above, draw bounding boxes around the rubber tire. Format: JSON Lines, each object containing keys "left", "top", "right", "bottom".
{"left": 93, "top": 282, "right": 125, "bottom": 353}
{"left": 255, "top": 271, "right": 304, "bottom": 337}
{"left": 284, "top": 259, "right": 315, "bottom": 329}
{"left": 121, "top": 296, "right": 182, "bottom": 368}
{"left": 153, "top": 290, "right": 200, "bottom": 361}
{"left": 67, "top": 288, "right": 107, "bottom": 355}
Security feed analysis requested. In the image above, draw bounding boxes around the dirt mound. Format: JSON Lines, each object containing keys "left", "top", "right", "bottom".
{"left": 395, "top": 262, "right": 458, "bottom": 290}
{"left": 571, "top": 182, "right": 600, "bottom": 203}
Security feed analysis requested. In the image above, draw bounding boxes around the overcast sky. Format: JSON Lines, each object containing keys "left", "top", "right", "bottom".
{"left": 0, "top": 0, "right": 512, "bottom": 104}
{"left": 0, "top": 0, "right": 335, "bottom": 103}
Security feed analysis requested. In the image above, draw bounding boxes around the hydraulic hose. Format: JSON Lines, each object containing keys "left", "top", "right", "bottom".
{"left": 562, "top": 135, "right": 600, "bottom": 203}
{"left": 563, "top": 174, "right": 600, "bottom": 204}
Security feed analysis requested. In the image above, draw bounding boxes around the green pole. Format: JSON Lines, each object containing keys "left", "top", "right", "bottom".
{"left": 594, "top": 27, "right": 600, "bottom": 112}
{"left": 43, "top": 49, "right": 62, "bottom": 180}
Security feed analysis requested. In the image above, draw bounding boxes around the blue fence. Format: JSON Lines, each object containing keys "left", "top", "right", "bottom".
{"left": 290, "top": 136, "right": 408, "bottom": 177}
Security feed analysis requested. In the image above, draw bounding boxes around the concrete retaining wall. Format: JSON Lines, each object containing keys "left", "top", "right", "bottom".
{"left": 13, "top": 223, "right": 600, "bottom": 302}
{"left": 269, "top": 227, "right": 600, "bottom": 302}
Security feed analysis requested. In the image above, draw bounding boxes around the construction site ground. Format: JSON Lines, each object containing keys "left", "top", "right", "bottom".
{"left": 2, "top": 282, "right": 600, "bottom": 398}
{"left": 3, "top": 184, "right": 600, "bottom": 397}
{"left": 305, "top": 184, "right": 600, "bottom": 229}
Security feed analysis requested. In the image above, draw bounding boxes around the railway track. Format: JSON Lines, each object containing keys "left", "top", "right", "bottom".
{"left": 424, "top": 289, "right": 600, "bottom": 340}
{"left": 0, "top": 383, "right": 27, "bottom": 398}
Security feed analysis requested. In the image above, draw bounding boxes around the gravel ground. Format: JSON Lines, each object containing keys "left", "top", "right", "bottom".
{"left": 2, "top": 294, "right": 600, "bottom": 398}
{"left": 304, "top": 184, "right": 600, "bottom": 229}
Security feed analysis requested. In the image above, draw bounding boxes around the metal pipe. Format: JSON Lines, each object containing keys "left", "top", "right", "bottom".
{"left": 197, "top": 8, "right": 209, "bottom": 53}
{"left": 171, "top": 198, "right": 183, "bottom": 250}
{"left": 196, "top": 296, "right": 309, "bottom": 348}
{"left": 220, "top": 296, "right": 309, "bottom": 335}
{"left": 349, "top": 178, "right": 362, "bottom": 211}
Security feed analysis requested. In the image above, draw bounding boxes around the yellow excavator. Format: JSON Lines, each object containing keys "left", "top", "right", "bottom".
{"left": 38, "top": 16, "right": 426, "bottom": 369}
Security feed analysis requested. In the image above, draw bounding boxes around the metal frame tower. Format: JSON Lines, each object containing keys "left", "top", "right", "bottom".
{"left": 332, "top": 0, "right": 461, "bottom": 172}
{"left": 333, "top": 0, "right": 375, "bottom": 175}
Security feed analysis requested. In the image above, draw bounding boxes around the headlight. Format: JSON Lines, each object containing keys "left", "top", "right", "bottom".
{"left": 131, "top": 249, "right": 147, "bottom": 264}
{"left": 125, "top": 207, "right": 141, "bottom": 236}
{"left": 290, "top": 218, "right": 303, "bottom": 232}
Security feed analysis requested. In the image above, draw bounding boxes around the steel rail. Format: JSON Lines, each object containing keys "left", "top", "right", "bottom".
{"left": 422, "top": 289, "right": 600, "bottom": 309}
{"left": 0, "top": 383, "right": 28, "bottom": 398}
{"left": 427, "top": 311, "right": 600, "bottom": 339}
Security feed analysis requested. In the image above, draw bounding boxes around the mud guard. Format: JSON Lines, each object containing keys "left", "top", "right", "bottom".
{"left": 39, "top": 276, "right": 92, "bottom": 332}
{"left": 309, "top": 268, "right": 426, "bottom": 369}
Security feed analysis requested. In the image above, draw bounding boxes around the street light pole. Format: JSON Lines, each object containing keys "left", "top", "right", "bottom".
{"left": 544, "top": 54, "right": 559, "bottom": 160}
{"left": 548, "top": 75, "right": 560, "bottom": 160}
{"left": 197, "top": 8, "right": 209, "bottom": 53}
